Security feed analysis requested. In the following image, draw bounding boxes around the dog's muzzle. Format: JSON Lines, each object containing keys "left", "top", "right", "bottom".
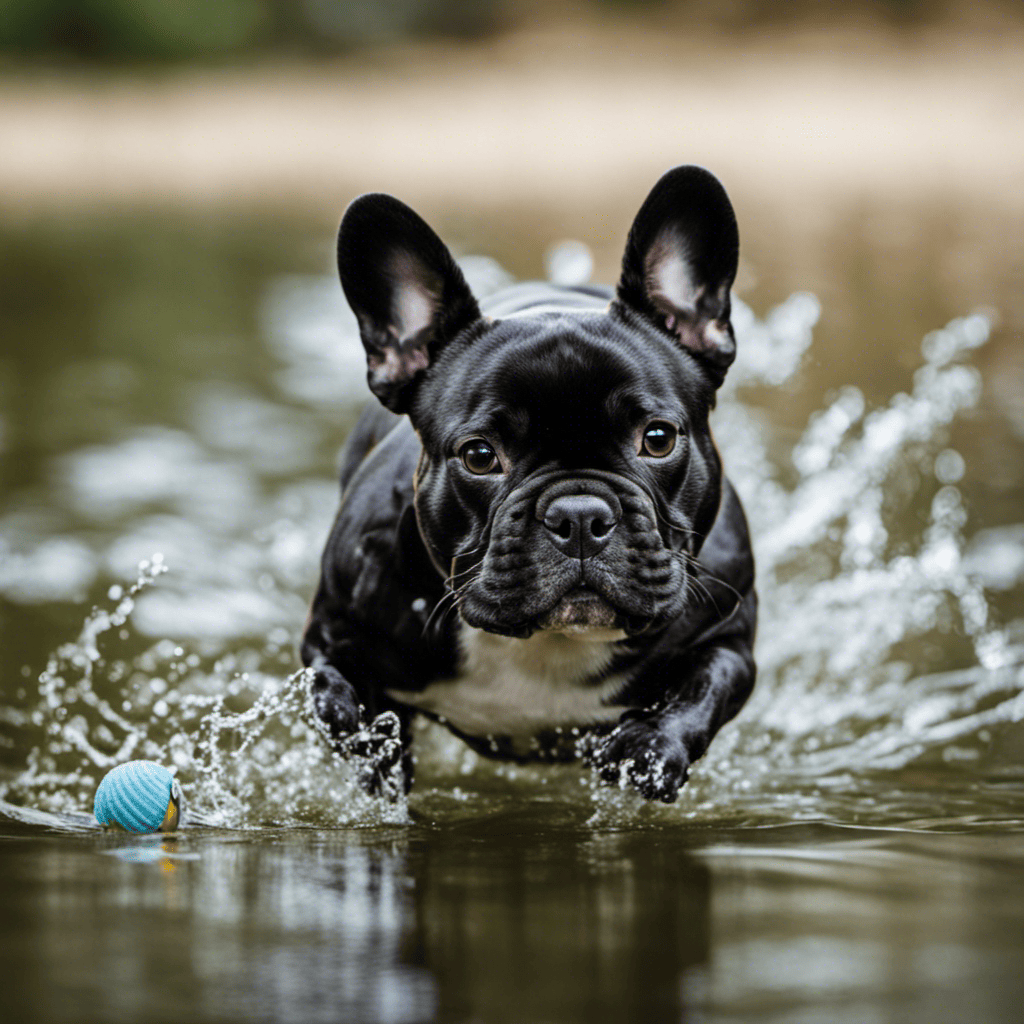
{"left": 533, "top": 479, "right": 626, "bottom": 631}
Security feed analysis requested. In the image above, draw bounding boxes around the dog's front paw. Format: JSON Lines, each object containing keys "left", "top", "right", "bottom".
{"left": 591, "top": 719, "right": 690, "bottom": 803}
{"left": 345, "top": 711, "right": 408, "bottom": 802}
{"left": 310, "top": 665, "right": 361, "bottom": 742}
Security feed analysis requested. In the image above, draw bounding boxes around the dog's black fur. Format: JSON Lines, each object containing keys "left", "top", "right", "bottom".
{"left": 302, "top": 166, "right": 756, "bottom": 802}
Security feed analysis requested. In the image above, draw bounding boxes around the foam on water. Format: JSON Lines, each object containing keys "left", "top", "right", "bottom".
{"left": 1, "top": 269, "right": 1022, "bottom": 832}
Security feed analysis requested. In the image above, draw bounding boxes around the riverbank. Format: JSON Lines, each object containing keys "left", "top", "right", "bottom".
{"left": 2, "top": 24, "right": 1022, "bottom": 224}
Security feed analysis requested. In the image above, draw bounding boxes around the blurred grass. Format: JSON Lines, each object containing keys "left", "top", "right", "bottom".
{"left": 0, "top": 0, "right": 269, "bottom": 59}
{"left": 1, "top": 0, "right": 1020, "bottom": 62}
{"left": 0, "top": 0, "right": 497, "bottom": 60}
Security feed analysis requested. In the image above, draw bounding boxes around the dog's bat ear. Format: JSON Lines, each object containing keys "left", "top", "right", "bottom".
{"left": 338, "top": 194, "right": 481, "bottom": 413}
{"left": 616, "top": 165, "right": 739, "bottom": 387}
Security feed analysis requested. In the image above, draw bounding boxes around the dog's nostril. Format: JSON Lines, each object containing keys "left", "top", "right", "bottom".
{"left": 555, "top": 519, "right": 573, "bottom": 540}
{"left": 590, "top": 517, "right": 611, "bottom": 539}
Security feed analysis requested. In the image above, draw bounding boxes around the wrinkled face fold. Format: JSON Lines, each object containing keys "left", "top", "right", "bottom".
{"left": 412, "top": 311, "right": 722, "bottom": 639}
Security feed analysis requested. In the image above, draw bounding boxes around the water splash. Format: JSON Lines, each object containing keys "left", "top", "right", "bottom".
{"left": 2, "top": 282, "right": 1022, "bottom": 832}
{"left": 682, "top": 307, "right": 1024, "bottom": 827}
{"left": 0, "top": 556, "right": 407, "bottom": 828}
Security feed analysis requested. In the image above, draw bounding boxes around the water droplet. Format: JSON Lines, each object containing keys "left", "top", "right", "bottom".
{"left": 934, "top": 449, "right": 965, "bottom": 484}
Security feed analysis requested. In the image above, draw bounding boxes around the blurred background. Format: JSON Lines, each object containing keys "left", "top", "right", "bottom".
{"left": 0, "top": 0, "right": 1022, "bottom": 744}
{"left": 2, "top": 9, "right": 1024, "bottom": 1022}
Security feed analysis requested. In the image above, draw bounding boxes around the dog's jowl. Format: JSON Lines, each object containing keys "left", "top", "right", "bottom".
{"left": 302, "top": 165, "right": 757, "bottom": 802}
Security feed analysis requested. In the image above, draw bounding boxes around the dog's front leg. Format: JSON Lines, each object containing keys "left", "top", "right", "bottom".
{"left": 591, "top": 639, "right": 755, "bottom": 803}
{"left": 302, "top": 618, "right": 413, "bottom": 800}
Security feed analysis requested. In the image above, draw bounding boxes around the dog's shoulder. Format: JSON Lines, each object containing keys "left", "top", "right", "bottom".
{"left": 336, "top": 402, "right": 404, "bottom": 495}
{"left": 700, "top": 477, "right": 755, "bottom": 594}
{"left": 330, "top": 411, "right": 419, "bottom": 546}
{"left": 319, "top": 413, "right": 442, "bottom": 632}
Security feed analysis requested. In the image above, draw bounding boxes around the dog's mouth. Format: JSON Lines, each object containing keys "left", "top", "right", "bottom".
{"left": 535, "top": 586, "right": 628, "bottom": 637}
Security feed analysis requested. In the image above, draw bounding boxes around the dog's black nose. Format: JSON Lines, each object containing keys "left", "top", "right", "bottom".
{"left": 542, "top": 494, "right": 619, "bottom": 558}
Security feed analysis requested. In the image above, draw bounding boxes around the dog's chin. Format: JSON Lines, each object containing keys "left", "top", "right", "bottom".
{"left": 535, "top": 587, "right": 622, "bottom": 637}
{"left": 460, "top": 586, "right": 652, "bottom": 641}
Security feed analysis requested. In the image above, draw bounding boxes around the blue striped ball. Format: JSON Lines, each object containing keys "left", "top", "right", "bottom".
{"left": 94, "top": 760, "right": 180, "bottom": 834}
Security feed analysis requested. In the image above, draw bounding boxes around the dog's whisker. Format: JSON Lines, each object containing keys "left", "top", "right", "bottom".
{"left": 422, "top": 591, "right": 458, "bottom": 638}
{"left": 422, "top": 570, "right": 481, "bottom": 638}
{"left": 676, "top": 555, "right": 745, "bottom": 627}
{"left": 682, "top": 553, "right": 747, "bottom": 608}
{"left": 685, "top": 571, "right": 723, "bottom": 616}
{"left": 635, "top": 482, "right": 700, "bottom": 542}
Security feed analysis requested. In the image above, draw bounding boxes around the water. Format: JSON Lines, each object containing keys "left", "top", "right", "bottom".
{"left": 0, "top": 209, "right": 1022, "bottom": 1021}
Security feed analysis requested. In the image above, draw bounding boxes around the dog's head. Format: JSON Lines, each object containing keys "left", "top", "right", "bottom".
{"left": 338, "top": 166, "right": 739, "bottom": 639}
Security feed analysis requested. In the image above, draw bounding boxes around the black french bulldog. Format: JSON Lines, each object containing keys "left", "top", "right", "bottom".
{"left": 302, "top": 165, "right": 756, "bottom": 803}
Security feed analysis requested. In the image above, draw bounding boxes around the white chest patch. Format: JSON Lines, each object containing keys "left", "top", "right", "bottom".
{"left": 386, "top": 624, "right": 629, "bottom": 738}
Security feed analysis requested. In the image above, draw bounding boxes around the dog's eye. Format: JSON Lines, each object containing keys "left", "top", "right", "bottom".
{"left": 459, "top": 440, "right": 500, "bottom": 475}
{"left": 641, "top": 422, "right": 677, "bottom": 458}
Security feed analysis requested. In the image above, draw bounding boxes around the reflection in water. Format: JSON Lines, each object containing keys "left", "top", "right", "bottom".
{"left": 0, "top": 823, "right": 711, "bottom": 1024}
{"left": 3, "top": 829, "right": 432, "bottom": 1024}
{"left": 411, "top": 829, "right": 710, "bottom": 1023}
{"left": 689, "top": 833, "right": 1024, "bottom": 1022}
{"left": 2, "top": 821, "right": 1023, "bottom": 1023}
